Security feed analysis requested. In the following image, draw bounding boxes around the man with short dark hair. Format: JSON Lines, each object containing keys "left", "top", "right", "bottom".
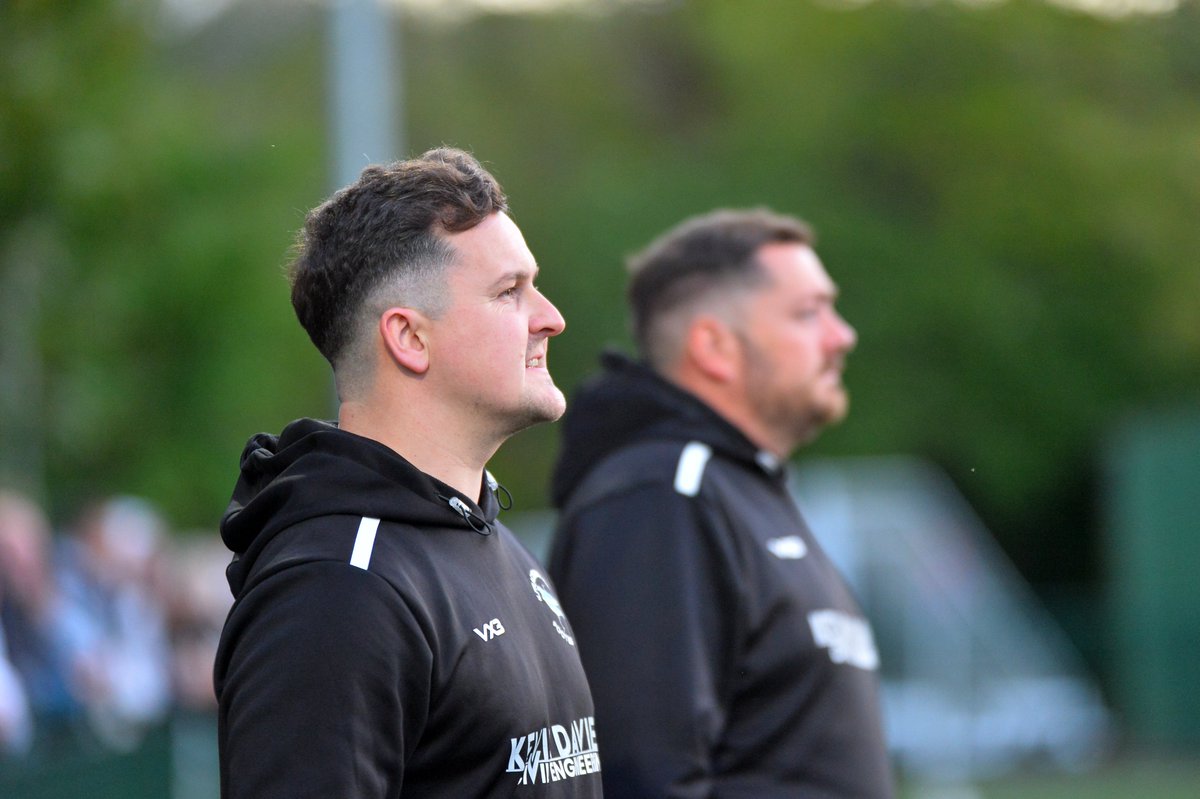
{"left": 548, "top": 208, "right": 894, "bottom": 797}
{"left": 215, "top": 148, "right": 602, "bottom": 798}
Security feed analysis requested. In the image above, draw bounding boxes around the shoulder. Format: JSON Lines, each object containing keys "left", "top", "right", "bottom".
{"left": 234, "top": 514, "right": 474, "bottom": 630}
{"left": 565, "top": 438, "right": 732, "bottom": 513}
{"left": 551, "top": 440, "right": 749, "bottom": 572}
{"left": 237, "top": 514, "right": 394, "bottom": 593}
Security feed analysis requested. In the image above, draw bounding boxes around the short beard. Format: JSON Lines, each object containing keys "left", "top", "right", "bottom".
{"left": 741, "top": 338, "right": 846, "bottom": 455}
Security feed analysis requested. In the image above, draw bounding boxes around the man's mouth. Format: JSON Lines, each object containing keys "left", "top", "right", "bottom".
{"left": 526, "top": 355, "right": 545, "bottom": 368}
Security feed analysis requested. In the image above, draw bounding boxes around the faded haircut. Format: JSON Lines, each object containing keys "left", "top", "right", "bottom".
{"left": 626, "top": 208, "right": 813, "bottom": 371}
{"left": 288, "top": 147, "right": 508, "bottom": 395}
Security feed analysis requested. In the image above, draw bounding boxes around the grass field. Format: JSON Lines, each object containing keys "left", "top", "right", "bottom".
{"left": 901, "top": 756, "right": 1200, "bottom": 799}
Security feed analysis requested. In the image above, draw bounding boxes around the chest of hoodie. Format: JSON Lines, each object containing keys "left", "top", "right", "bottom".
{"left": 700, "top": 461, "right": 873, "bottom": 668}
{"left": 376, "top": 520, "right": 586, "bottom": 683}
{"left": 370, "top": 518, "right": 599, "bottom": 782}
{"left": 368, "top": 517, "right": 585, "bottom": 672}
{"left": 242, "top": 513, "right": 594, "bottom": 753}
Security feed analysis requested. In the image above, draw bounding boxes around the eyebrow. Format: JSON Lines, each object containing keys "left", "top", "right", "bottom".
{"left": 812, "top": 282, "right": 841, "bottom": 300}
{"left": 794, "top": 288, "right": 839, "bottom": 304}
{"left": 488, "top": 267, "right": 539, "bottom": 292}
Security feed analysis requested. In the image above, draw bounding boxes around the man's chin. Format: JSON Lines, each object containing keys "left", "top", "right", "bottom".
{"left": 824, "top": 397, "right": 849, "bottom": 426}
{"left": 537, "top": 400, "right": 567, "bottom": 425}
{"left": 812, "top": 392, "right": 849, "bottom": 428}
{"left": 511, "top": 391, "right": 567, "bottom": 431}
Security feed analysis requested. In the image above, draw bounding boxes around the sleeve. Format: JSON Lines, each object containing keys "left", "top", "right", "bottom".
{"left": 216, "top": 561, "right": 433, "bottom": 799}
{"left": 549, "top": 482, "right": 742, "bottom": 799}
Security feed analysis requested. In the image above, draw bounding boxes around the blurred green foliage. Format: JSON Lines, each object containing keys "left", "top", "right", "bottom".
{"left": 2, "top": 0, "right": 331, "bottom": 525}
{"left": 2, "top": 0, "right": 1198, "bottom": 599}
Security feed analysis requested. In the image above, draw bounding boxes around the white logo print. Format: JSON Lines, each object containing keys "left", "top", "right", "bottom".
{"left": 507, "top": 716, "right": 601, "bottom": 785}
{"left": 529, "top": 569, "right": 575, "bottom": 646}
{"left": 807, "top": 609, "right": 880, "bottom": 670}
{"left": 766, "top": 535, "right": 808, "bottom": 560}
{"left": 473, "top": 618, "right": 506, "bottom": 641}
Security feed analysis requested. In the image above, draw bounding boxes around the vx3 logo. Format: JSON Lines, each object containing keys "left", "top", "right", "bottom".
{"left": 473, "top": 618, "right": 506, "bottom": 641}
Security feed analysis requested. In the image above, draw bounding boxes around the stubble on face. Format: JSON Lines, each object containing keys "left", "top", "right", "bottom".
{"left": 502, "top": 361, "right": 566, "bottom": 437}
{"left": 733, "top": 244, "right": 854, "bottom": 455}
{"left": 739, "top": 333, "right": 848, "bottom": 452}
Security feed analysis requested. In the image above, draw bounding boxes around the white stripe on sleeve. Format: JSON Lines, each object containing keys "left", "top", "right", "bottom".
{"left": 673, "top": 442, "right": 712, "bottom": 497}
{"left": 349, "top": 517, "right": 380, "bottom": 570}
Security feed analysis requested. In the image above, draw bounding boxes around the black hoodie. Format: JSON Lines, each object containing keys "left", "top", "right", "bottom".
{"left": 548, "top": 353, "right": 894, "bottom": 798}
{"left": 215, "top": 418, "right": 602, "bottom": 798}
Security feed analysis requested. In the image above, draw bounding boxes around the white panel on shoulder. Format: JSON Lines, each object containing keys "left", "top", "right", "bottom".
{"left": 673, "top": 441, "right": 713, "bottom": 497}
{"left": 350, "top": 516, "right": 380, "bottom": 570}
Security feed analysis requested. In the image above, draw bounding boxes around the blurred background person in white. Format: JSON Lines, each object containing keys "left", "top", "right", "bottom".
{"left": 56, "top": 496, "right": 173, "bottom": 751}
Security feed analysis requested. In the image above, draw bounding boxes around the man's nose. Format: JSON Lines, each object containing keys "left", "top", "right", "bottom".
{"left": 829, "top": 311, "right": 856, "bottom": 352}
{"left": 532, "top": 288, "right": 566, "bottom": 337}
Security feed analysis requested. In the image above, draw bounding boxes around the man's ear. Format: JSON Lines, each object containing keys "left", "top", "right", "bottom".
{"left": 683, "top": 315, "right": 739, "bottom": 384}
{"left": 380, "top": 307, "right": 430, "bottom": 375}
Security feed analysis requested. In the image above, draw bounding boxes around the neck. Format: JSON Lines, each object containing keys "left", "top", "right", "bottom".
{"left": 338, "top": 395, "right": 497, "bottom": 502}
{"left": 667, "top": 368, "right": 793, "bottom": 460}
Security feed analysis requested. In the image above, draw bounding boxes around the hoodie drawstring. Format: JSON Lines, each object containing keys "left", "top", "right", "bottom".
{"left": 486, "top": 472, "right": 514, "bottom": 511}
{"left": 440, "top": 495, "right": 493, "bottom": 536}
{"left": 439, "top": 475, "right": 513, "bottom": 536}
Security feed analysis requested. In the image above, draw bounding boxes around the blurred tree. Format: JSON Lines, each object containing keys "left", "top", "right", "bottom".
{"left": 1, "top": 0, "right": 329, "bottom": 524}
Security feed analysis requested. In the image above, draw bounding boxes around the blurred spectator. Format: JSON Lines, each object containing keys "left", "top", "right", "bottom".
{"left": 0, "top": 490, "right": 76, "bottom": 753}
{"left": 0, "top": 491, "right": 237, "bottom": 762}
{"left": 56, "top": 496, "right": 173, "bottom": 752}
{"left": 164, "top": 535, "right": 232, "bottom": 712}
{"left": 0, "top": 619, "right": 33, "bottom": 756}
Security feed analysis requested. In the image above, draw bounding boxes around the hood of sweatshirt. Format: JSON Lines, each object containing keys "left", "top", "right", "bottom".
{"left": 551, "top": 350, "right": 782, "bottom": 508}
{"left": 221, "top": 417, "right": 502, "bottom": 596}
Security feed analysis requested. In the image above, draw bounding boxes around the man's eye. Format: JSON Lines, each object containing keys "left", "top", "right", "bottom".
{"left": 500, "top": 286, "right": 518, "bottom": 298}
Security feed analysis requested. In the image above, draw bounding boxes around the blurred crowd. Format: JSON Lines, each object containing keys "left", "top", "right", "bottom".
{"left": 0, "top": 490, "right": 231, "bottom": 760}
